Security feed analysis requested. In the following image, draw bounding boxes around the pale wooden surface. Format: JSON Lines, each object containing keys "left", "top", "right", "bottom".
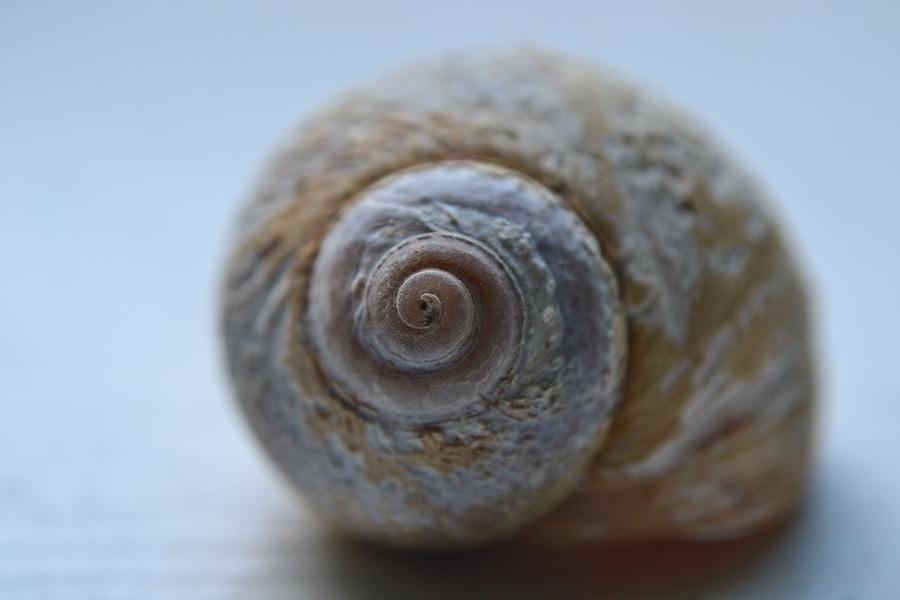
{"left": 3, "top": 2, "right": 900, "bottom": 598}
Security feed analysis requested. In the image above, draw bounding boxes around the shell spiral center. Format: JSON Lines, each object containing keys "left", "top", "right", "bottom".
{"left": 360, "top": 232, "right": 522, "bottom": 374}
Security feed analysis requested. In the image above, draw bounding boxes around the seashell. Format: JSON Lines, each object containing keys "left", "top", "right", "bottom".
{"left": 221, "top": 48, "right": 816, "bottom": 548}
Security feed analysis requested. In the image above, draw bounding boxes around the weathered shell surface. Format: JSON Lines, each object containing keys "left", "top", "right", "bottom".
{"left": 222, "top": 49, "right": 815, "bottom": 547}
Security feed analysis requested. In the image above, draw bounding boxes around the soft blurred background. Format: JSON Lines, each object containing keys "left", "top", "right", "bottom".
{"left": 2, "top": 1, "right": 898, "bottom": 598}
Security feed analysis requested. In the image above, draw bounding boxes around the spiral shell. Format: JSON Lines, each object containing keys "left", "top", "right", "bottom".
{"left": 222, "top": 49, "right": 815, "bottom": 547}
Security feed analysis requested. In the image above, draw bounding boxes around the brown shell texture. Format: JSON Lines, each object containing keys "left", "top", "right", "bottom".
{"left": 221, "top": 48, "right": 816, "bottom": 548}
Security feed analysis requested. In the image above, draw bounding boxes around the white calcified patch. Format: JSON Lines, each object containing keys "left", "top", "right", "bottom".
{"left": 660, "top": 359, "right": 690, "bottom": 395}
{"left": 602, "top": 109, "right": 707, "bottom": 342}
{"left": 624, "top": 284, "right": 807, "bottom": 480}
{"left": 684, "top": 499, "right": 782, "bottom": 541}
{"left": 667, "top": 483, "right": 782, "bottom": 538}
{"left": 601, "top": 91, "right": 773, "bottom": 343}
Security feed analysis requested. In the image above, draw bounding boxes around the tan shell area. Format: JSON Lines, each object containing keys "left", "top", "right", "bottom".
{"left": 223, "top": 49, "right": 815, "bottom": 545}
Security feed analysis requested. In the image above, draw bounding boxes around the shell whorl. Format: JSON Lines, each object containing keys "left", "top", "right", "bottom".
{"left": 308, "top": 161, "right": 622, "bottom": 426}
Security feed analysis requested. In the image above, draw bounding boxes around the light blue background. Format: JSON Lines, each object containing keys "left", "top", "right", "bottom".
{"left": 2, "top": 1, "right": 899, "bottom": 597}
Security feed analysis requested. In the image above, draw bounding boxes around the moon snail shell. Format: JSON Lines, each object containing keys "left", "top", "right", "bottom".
{"left": 221, "top": 49, "right": 816, "bottom": 548}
